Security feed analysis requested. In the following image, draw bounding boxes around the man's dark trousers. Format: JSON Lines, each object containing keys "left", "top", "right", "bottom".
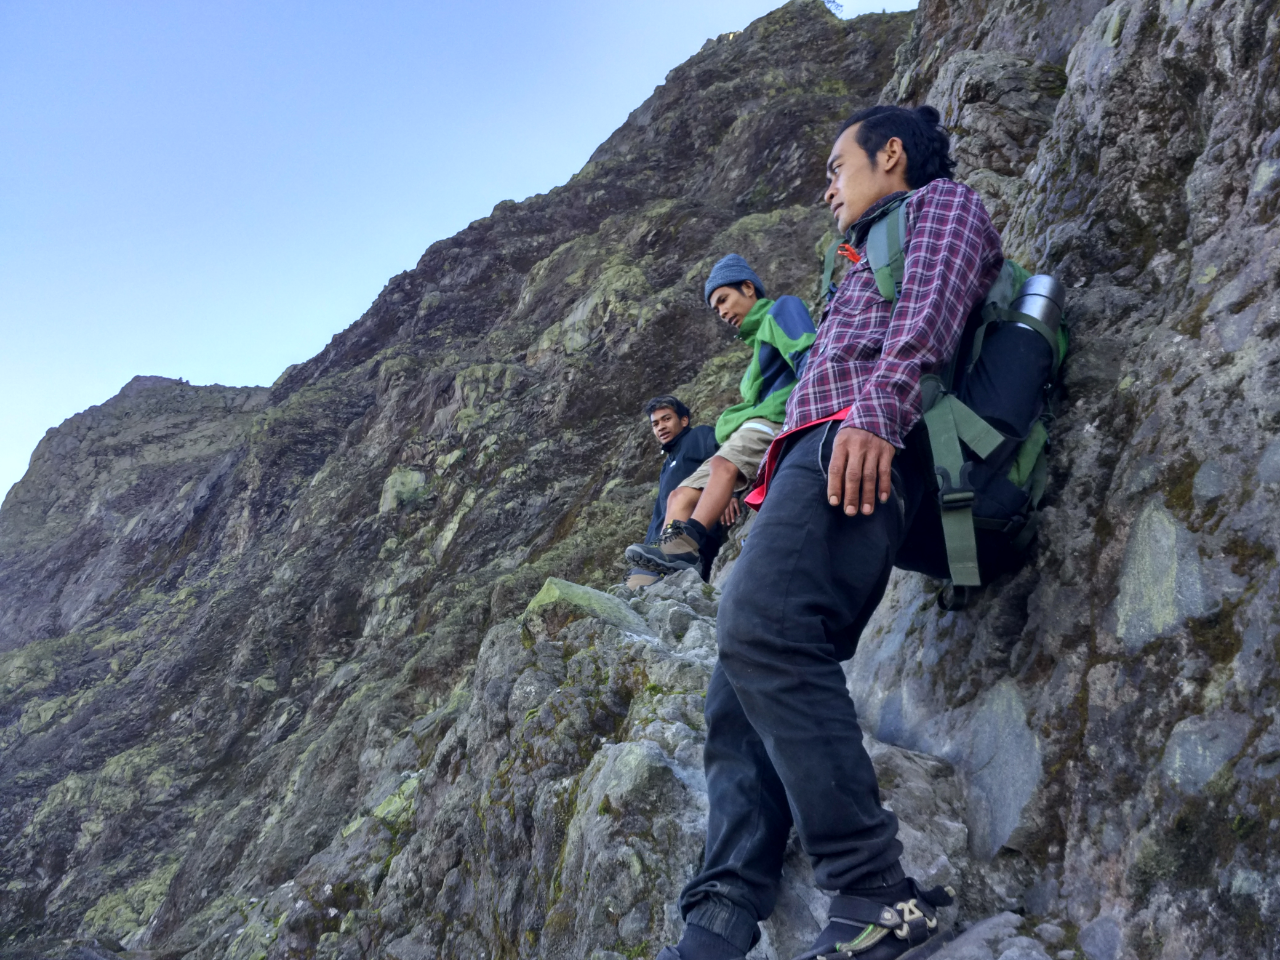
{"left": 678, "top": 422, "right": 927, "bottom": 950}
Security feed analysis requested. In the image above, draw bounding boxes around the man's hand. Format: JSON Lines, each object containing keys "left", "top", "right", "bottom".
{"left": 720, "top": 496, "right": 741, "bottom": 528}
{"left": 827, "top": 427, "right": 895, "bottom": 516}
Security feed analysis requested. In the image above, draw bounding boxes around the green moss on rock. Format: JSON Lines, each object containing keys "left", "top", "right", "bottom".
{"left": 525, "top": 578, "right": 654, "bottom": 637}
{"left": 80, "top": 858, "right": 181, "bottom": 941}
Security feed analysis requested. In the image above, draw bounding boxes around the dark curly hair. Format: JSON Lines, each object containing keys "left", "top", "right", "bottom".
{"left": 838, "top": 104, "right": 957, "bottom": 188}
{"left": 643, "top": 395, "right": 691, "bottom": 421}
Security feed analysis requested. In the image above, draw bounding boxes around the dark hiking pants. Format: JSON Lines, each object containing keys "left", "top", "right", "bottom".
{"left": 678, "top": 422, "right": 928, "bottom": 951}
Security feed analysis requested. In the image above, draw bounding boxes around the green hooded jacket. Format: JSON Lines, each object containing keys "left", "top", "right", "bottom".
{"left": 715, "top": 295, "right": 817, "bottom": 443}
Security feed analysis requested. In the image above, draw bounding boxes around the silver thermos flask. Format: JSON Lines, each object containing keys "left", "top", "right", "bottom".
{"left": 1009, "top": 275, "right": 1066, "bottom": 339}
{"left": 959, "top": 275, "right": 1066, "bottom": 437}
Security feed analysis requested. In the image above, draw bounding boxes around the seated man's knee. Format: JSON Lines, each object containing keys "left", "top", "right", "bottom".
{"left": 709, "top": 455, "right": 740, "bottom": 479}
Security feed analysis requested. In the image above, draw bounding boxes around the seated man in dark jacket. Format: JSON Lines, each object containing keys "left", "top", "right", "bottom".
{"left": 624, "top": 396, "right": 723, "bottom": 589}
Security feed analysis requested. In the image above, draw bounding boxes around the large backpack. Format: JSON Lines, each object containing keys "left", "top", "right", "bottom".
{"left": 820, "top": 194, "right": 1068, "bottom": 605}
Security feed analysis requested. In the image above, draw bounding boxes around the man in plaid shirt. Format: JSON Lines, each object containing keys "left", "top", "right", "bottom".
{"left": 657, "top": 107, "right": 1003, "bottom": 960}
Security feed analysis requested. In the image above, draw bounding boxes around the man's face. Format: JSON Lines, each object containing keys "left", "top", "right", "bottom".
{"left": 649, "top": 407, "right": 689, "bottom": 445}
{"left": 708, "top": 280, "right": 758, "bottom": 329}
{"left": 824, "top": 124, "right": 907, "bottom": 233}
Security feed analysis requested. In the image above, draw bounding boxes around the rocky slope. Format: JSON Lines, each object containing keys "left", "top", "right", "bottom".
{"left": 3, "top": 0, "right": 1280, "bottom": 958}
{"left": 0, "top": 4, "right": 907, "bottom": 957}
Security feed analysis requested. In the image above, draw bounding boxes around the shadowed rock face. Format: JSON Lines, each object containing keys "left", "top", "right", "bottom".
{"left": 853, "top": 0, "right": 1280, "bottom": 957}
{"left": 4, "top": 0, "right": 1280, "bottom": 958}
{"left": 0, "top": 376, "right": 272, "bottom": 651}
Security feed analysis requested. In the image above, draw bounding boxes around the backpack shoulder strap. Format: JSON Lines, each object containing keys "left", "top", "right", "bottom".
{"left": 818, "top": 236, "right": 841, "bottom": 310}
{"left": 865, "top": 197, "right": 910, "bottom": 303}
{"left": 817, "top": 192, "right": 912, "bottom": 313}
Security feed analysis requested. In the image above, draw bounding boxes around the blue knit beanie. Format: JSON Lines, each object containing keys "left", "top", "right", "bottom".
{"left": 704, "top": 254, "right": 766, "bottom": 304}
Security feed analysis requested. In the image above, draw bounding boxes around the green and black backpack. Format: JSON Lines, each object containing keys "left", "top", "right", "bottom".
{"left": 820, "top": 194, "right": 1068, "bottom": 605}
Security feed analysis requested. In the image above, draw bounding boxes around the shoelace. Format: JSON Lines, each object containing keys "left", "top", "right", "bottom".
{"left": 657, "top": 523, "right": 685, "bottom": 544}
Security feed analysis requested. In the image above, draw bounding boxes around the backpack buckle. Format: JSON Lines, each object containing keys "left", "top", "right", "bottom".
{"left": 937, "top": 584, "right": 974, "bottom": 611}
{"left": 935, "top": 463, "right": 975, "bottom": 509}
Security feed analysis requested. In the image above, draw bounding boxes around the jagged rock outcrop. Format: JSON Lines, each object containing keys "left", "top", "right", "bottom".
{"left": 210, "top": 572, "right": 952, "bottom": 960}
{"left": 4, "top": 0, "right": 1280, "bottom": 958}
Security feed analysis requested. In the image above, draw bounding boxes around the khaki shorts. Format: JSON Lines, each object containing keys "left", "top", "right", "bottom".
{"left": 679, "top": 418, "right": 780, "bottom": 493}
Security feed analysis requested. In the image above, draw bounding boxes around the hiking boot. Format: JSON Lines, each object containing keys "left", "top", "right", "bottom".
{"left": 625, "top": 569, "right": 664, "bottom": 590}
{"left": 791, "top": 881, "right": 954, "bottom": 960}
{"left": 625, "top": 520, "right": 703, "bottom": 573}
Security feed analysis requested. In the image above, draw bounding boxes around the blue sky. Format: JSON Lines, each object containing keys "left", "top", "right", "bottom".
{"left": 0, "top": 0, "right": 916, "bottom": 502}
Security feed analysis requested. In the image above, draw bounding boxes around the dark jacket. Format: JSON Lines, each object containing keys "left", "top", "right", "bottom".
{"left": 646, "top": 424, "right": 718, "bottom": 543}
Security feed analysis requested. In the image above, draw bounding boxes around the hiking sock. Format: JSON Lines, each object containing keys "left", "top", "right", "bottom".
{"left": 684, "top": 517, "right": 710, "bottom": 548}
{"left": 676, "top": 922, "right": 746, "bottom": 960}
{"left": 843, "top": 861, "right": 907, "bottom": 900}
{"left": 843, "top": 877, "right": 912, "bottom": 905}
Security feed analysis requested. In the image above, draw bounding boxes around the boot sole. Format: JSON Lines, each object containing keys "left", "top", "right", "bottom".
{"left": 797, "top": 928, "right": 954, "bottom": 960}
{"left": 623, "top": 544, "right": 699, "bottom": 573}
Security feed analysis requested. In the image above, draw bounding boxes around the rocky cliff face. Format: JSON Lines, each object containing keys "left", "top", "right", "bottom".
{"left": 3, "top": 1, "right": 1279, "bottom": 958}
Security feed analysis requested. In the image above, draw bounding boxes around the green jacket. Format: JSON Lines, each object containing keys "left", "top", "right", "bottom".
{"left": 715, "top": 295, "right": 817, "bottom": 443}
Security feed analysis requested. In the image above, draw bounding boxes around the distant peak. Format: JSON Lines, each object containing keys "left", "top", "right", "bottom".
{"left": 119, "top": 374, "right": 190, "bottom": 397}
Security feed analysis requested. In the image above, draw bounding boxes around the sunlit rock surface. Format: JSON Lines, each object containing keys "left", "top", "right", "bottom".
{"left": 4, "top": 0, "right": 1280, "bottom": 957}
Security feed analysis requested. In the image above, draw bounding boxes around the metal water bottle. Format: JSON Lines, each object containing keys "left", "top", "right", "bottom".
{"left": 958, "top": 275, "right": 1065, "bottom": 438}
{"left": 1009, "top": 275, "right": 1066, "bottom": 339}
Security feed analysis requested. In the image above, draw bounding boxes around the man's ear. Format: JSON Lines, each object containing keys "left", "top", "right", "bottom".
{"left": 680, "top": 416, "right": 690, "bottom": 428}
{"left": 881, "top": 136, "right": 906, "bottom": 174}
{"left": 742, "top": 280, "right": 756, "bottom": 299}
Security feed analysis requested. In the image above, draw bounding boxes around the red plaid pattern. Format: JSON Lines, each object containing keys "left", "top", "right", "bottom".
{"left": 783, "top": 179, "right": 1004, "bottom": 447}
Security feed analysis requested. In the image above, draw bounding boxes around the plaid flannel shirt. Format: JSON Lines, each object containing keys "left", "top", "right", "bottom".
{"left": 782, "top": 178, "right": 1004, "bottom": 448}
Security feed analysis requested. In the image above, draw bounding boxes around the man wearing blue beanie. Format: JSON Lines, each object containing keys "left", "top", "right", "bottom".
{"left": 704, "top": 253, "right": 767, "bottom": 303}
{"left": 626, "top": 254, "right": 816, "bottom": 573}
